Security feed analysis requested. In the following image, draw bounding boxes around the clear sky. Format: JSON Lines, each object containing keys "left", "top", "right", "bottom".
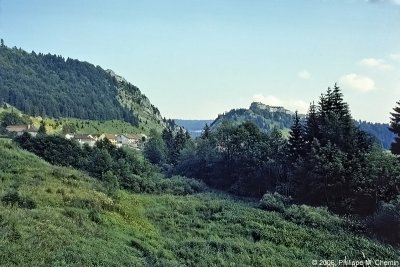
{"left": 0, "top": 0, "right": 399, "bottom": 122}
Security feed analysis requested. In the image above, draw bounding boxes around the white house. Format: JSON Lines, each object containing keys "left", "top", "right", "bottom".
{"left": 65, "top": 133, "right": 74, "bottom": 140}
{"left": 6, "top": 124, "right": 38, "bottom": 137}
{"left": 72, "top": 134, "right": 96, "bottom": 147}
{"left": 117, "top": 133, "right": 147, "bottom": 149}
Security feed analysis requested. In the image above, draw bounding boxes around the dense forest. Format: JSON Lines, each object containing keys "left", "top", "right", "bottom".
{"left": 0, "top": 41, "right": 166, "bottom": 128}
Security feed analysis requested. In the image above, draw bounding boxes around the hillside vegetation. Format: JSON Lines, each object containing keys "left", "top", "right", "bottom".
{"left": 0, "top": 43, "right": 168, "bottom": 132}
{"left": 1, "top": 141, "right": 398, "bottom": 266}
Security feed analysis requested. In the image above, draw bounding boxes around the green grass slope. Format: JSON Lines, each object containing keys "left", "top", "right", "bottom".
{"left": 0, "top": 104, "right": 158, "bottom": 135}
{"left": 0, "top": 141, "right": 398, "bottom": 266}
{"left": 32, "top": 117, "right": 144, "bottom": 135}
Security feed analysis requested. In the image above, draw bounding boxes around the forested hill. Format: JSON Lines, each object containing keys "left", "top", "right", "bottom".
{"left": 210, "top": 102, "right": 296, "bottom": 134}
{"left": 0, "top": 42, "right": 166, "bottom": 129}
{"left": 356, "top": 121, "right": 395, "bottom": 150}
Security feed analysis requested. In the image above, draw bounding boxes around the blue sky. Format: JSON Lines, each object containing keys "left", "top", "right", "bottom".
{"left": 0, "top": 0, "right": 400, "bottom": 122}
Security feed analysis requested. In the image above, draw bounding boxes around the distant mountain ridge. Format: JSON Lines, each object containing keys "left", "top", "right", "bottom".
{"left": 356, "top": 121, "right": 395, "bottom": 150}
{"left": 0, "top": 42, "right": 170, "bottom": 131}
{"left": 174, "top": 119, "right": 214, "bottom": 137}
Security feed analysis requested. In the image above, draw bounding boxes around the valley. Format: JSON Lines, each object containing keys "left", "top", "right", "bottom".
{"left": 0, "top": 38, "right": 399, "bottom": 266}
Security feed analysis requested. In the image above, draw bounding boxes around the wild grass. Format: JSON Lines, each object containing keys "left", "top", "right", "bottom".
{"left": 31, "top": 117, "right": 144, "bottom": 135}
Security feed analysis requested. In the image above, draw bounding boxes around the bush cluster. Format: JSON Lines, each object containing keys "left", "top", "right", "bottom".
{"left": 1, "top": 190, "right": 37, "bottom": 209}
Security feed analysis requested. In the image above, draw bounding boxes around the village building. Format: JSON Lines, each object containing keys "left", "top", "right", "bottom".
{"left": 72, "top": 134, "right": 96, "bottom": 147}
{"left": 99, "top": 133, "right": 119, "bottom": 146}
{"left": 64, "top": 133, "right": 74, "bottom": 140}
{"left": 5, "top": 124, "right": 38, "bottom": 137}
{"left": 117, "top": 133, "right": 147, "bottom": 149}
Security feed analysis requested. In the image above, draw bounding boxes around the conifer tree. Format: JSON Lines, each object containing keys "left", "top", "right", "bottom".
{"left": 304, "top": 102, "right": 319, "bottom": 145}
{"left": 389, "top": 100, "right": 400, "bottom": 155}
{"left": 331, "top": 83, "right": 350, "bottom": 119}
{"left": 288, "top": 111, "right": 305, "bottom": 161}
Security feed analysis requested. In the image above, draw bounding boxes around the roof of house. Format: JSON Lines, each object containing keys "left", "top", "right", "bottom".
{"left": 121, "top": 133, "right": 144, "bottom": 140}
{"left": 73, "top": 134, "right": 95, "bottom": 141}
{"left": 6, "top": 124, "right": 38, "bottom": 133}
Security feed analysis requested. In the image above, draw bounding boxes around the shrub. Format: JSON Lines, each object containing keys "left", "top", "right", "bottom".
{"left": 259, "top": 192, "right": 290, "bottom": 212}
{"left": 63, "top": 208, "right": 86, "bottom": 225}
{"left": 1, "top": 191, "right": 21, "bottom": 206}
{"left": 19, "top": 197, "right": 37, "bottom": 209}
{"left": 88, "top": 209, "right": 102, "bottom": 224}
{"left": 161, "top": 176, "right": 207, "bottom": 195}
{"left": 284, "top": 205, "right": 343, "bottom": 231}
{"left": 1, "top": 190, "right": 37, "bottom": 209}
{"left": 368, "top": 197, "right": 400, "bottom": 246}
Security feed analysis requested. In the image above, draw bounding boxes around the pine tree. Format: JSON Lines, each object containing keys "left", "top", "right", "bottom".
{"left": 389, "top": 100, "right": 400, "bottom": 155}
{"left": 319, "top": 87, "right": 333, "bottom": 117}
{"left": 331, "top": 83, "right": 350, "bottom": 119}
{"left": 304, "top": 102, "right": 319, "bottom": 145}
{"left": 288, "top": 111, "right": 305, "bottom": 162}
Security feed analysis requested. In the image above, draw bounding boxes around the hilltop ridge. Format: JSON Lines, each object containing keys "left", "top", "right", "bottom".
{"left": 249, "top": 102, "right": 294, "bottom": 115}
{"left": 210, "top": 102, "right": 296, "bottom": 135}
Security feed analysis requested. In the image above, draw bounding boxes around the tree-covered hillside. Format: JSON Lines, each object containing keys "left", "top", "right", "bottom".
{"left": 356, "top": 121, "right": 395, "bottom": 150}
{"left": 211, "top": 102, "right": 295, "bottom": 135}
{"left": 0, "top": 41, "right": 167, "bottom": 131}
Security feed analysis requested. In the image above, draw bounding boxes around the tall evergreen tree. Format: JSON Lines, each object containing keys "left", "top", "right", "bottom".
{"left": 288, "top": 111, "right": 305, "bottom": 162}
{"left": 331, "top": 83, "right": 350, "bottom": 119}
{"left": 389, "top": 100, "right": 400, "bottom": 155}
{"left": 304, "top": 102, "right": 319, "bottom": 146}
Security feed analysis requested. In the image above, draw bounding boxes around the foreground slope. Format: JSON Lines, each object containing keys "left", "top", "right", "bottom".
{"left": 0, "top": 141, "right": 398, "bottom": 266}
